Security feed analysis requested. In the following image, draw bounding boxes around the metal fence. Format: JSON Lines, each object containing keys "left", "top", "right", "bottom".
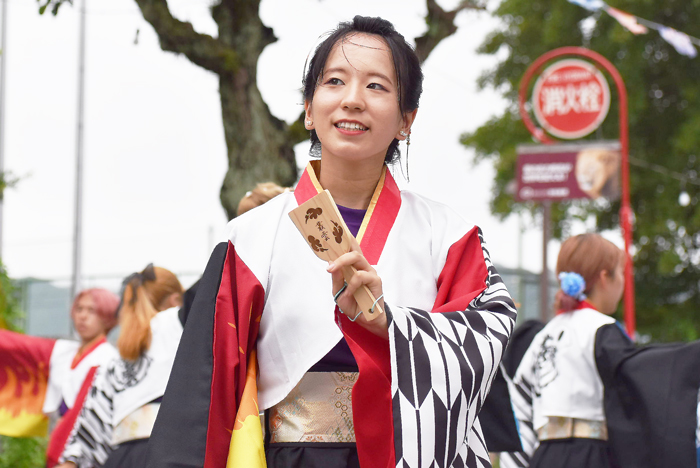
{"left": 499, "top": 266, "right": 559, "bottom": 324}
{"left": 14, "top": 273, "right": 202, "bottom": 339}
{"left": 13, "top": 266, "right": 557, "bottom": 339}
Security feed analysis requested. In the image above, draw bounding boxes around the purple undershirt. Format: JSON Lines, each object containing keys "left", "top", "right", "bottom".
{"left": 59, "top": 400, "right": 69, "bottom": 417}
{"left": 309, "top": 204, "right": 366, "bottom": 372}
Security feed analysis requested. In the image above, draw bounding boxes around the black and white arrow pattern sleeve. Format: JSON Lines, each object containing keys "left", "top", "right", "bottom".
{"left": 59, "top": 367, "right": 115, "bottom": 467}
{"left": 387, "top": 230, "right": 517, "bottom": 468}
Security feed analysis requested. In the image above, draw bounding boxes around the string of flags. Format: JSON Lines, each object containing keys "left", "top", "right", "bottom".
{"left": 568, "top": 0, "right": 699, "bottom": 58}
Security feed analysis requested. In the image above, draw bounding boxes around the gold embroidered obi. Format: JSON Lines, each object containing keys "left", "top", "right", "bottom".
{"left": 537, "top": 416, "right": 608, "bottom": 441}
{"left": 268, "top": 371, "right": 357, "bottom": 443}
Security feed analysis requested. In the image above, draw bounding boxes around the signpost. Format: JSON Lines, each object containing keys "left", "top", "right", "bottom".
{"left": 532, "top": 59, "right": 611, "bottom": 140}
{"left": 518, "top": 47, "right": 635, "bottom": 336}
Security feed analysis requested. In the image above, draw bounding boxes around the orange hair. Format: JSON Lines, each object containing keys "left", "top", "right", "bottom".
{"left": 554, "top": 233, "right": 625, "bottom": 312}
{"left": 236, "top": 182, "right": 288, "bottom": 216}
{"left": 71, "top": 288, "right": 120, "bottom": 332}
{"left": 117, "top": 265, "right": 183, "bottom": 361}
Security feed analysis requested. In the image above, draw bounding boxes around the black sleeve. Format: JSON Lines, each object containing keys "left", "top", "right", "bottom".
{"left": 479, "top": 366, "right": 523, "bottom": 452}
{"left": 595, "top": 323, "right": 700, "bottom": 468}
{"left": 178, "top": 279, "right": 201, "bottom": 326}
{"left": 503, "top": 319, "right": 545, "bottom": 378}
{"left": 479, "top": 320, "right": 545, "bottom": 453}
{"left": 146, "top": 242, "right": 228, "bottom": 468}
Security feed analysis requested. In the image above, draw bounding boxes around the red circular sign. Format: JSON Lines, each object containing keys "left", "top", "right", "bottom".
{"left": 532, "top": 59, "right": 610, "bottom": 139}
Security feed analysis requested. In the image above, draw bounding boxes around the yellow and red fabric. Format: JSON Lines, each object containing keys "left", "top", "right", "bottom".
{"left": 0, "top": 330, "right": 56, "bottom": 437}
{"left": 205, "top": 243, "right": 265, "bottom": 467}
{"left": 226, "top": 350, "right": 266, "bottom": 468}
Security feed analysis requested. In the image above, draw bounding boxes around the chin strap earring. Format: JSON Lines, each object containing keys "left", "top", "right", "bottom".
{"left": 403, "top": 130, "right": 412, "bottom": 182}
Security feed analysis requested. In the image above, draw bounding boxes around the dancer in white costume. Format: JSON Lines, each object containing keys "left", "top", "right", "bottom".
{"left": 148, "top": 16, "right": 517, "bottom": 468}
{"left": 56, "top": 265, "right": 184, "bottom": 468}
{"left": 0, "top": 288, "right": 119, "bottom": 467}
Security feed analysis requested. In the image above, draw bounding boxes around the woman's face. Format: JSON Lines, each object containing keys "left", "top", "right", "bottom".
{"left": 602, "top": 259, "right": 625, "bottom": 314}
{"left": 71, "top": 294, "right": 107, "bottom": 344}
{"left": 305, "top": 33, "right": 411, "bottom": 167}
{"left": 609, "top": 260, "right": 625, "bottom": 309}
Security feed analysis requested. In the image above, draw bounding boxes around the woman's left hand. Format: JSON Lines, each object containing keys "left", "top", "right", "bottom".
{"left": 327, "top": 238, "right": 388, "bottom": 339}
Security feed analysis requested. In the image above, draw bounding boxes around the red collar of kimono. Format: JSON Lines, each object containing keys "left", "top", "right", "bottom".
{"left": 556, "top": 300, "right": 597, "bottom": 315}
{"left": 294, "top": 160, "right": 401, "bottom": 265}
{"left": 71, "top": 336, "right": 107, "bottom": 369}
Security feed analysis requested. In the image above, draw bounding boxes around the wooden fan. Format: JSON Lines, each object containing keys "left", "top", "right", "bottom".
{"left": 289, "top": 190, "right": 383, "bottom": 321}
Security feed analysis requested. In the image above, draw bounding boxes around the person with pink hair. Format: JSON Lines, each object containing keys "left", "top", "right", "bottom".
{"left": 0, "top": 287, "right": 120, "bottom": 467}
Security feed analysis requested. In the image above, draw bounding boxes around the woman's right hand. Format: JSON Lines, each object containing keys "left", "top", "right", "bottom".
{"left": 328, "top": 236, "right": 388, "bottom": 339}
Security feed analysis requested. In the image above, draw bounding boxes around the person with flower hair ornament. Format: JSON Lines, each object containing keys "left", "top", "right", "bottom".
{"left": 500, "top": 233, "right": 700, "bottom": 468}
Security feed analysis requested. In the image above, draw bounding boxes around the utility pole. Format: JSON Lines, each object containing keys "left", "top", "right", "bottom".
{"left": 540, "top": 201, "right": 551, "bottom": 321}
{"left": 518, "top": 212, "right": 525, "bottom": 322}
{"left": 71, "top": 0, "right": 87, "bottom": 300}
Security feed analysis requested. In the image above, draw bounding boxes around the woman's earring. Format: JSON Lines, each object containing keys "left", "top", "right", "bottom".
{"left": 306, "top": 120, "right": 313, "bottom": 127}
{"left": 399, "top": 130, "right": 408, "bottom": 138}
{"left": 406, "top": 132, "right": 411, "bottom": 146}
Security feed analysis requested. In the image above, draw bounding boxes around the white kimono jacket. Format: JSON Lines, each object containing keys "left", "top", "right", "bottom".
{"left": 147, "top": 161, "right": 517, "bottom": 468}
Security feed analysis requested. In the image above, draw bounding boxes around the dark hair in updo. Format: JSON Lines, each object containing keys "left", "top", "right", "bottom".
{"left": 302, "top": 16, "right": 424, "bottom": 164}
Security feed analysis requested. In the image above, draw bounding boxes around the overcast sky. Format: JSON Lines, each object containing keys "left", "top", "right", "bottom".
{"left": 2, "top": 0, "right": 571, "bottom": 290}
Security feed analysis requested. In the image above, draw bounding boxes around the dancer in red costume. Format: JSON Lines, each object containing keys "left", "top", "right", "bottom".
{"left": 0, "top": 288, "right": 119, "bottom": 467}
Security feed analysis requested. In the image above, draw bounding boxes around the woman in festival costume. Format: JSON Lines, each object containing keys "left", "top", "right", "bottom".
{"left": 147, "top": 16, "right": 516, "bottom": 468}
{"left": 504, "top": 233, "right": 700, "bottom": 468}
{"left": 507, "top": 234, "right": 624, "bottom": 468}
{"left": 55, "top": 264, "right": 184, "bottom": 468}
{"left": 0, "top": 288, "right": 119, "bottom": 467}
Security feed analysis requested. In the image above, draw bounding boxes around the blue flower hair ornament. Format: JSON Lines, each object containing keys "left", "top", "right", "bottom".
{"left": 558, "top": 272, "right": 587, "bottom": 301}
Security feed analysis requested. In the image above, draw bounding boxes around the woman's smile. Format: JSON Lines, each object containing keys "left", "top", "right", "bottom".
{"left": 334, "top": 119, "right": 369, "bottom": 135}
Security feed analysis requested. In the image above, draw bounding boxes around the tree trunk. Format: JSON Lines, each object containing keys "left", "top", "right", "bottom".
{"left": 132, "top": 0, "right": 474, "bottom": 219}
{"left": 212, "top": 1, "right": 299, "bottom": 218}
{"left": 217, "top": 77, "right": 298, "bottom": 219}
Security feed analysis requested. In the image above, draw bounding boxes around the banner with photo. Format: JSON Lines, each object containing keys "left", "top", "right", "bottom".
{"left": 516, "top": 141, "right": 621, "bottom": 202}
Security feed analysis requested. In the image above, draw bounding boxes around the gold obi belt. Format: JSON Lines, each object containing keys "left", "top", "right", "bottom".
{"left": 268, "top": 371, "right": 358, "bottom": 444}
{"left": 537, "top": 416, "right": 608, "bottom": 441}
{"left": 112, "top": 402, "right": 161, "bottom": 445}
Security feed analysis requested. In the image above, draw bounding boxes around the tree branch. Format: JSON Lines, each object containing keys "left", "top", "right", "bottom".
{"left": 414, "top": 0, "right": 486, "bottom": 63}
{"left": 133, "top": 0, "right": 240, "bottom": 75}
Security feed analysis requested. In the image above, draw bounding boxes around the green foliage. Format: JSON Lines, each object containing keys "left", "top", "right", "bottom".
{"left": 463, "top": 0, "right": 700, "bottom": 341}
{"left": 0, "top": 261, "right": 23, "bottom": 331}
{"left": 0, "top": 436, "right": 46, "bottom": 468}
{"left": 0, "top": 172, "right": 19, "bottom": 202}
{"left": 36, "top": 0, "right": 70, "bottom": 16}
